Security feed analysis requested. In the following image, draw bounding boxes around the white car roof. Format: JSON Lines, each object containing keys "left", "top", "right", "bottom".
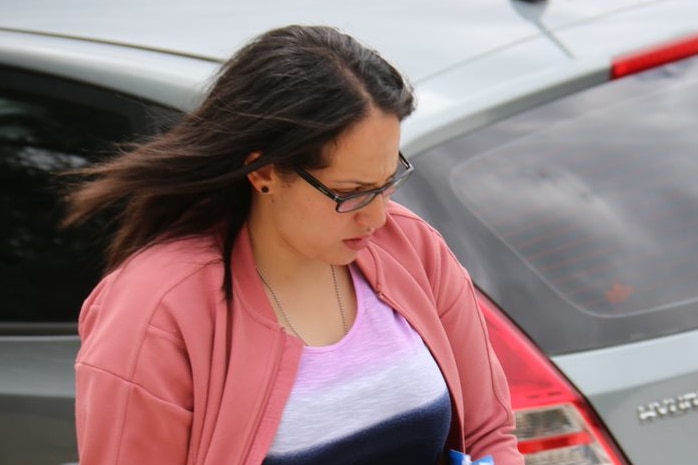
{"left": 2, "top": 0, "right": 697, "bottom": 152}
{"left": 0, "top": 0, "right": 657, "bottom": 82}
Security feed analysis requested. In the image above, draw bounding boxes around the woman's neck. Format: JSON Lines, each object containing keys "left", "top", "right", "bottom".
{"left": 246, "top": 209, "right": 330, "bottom": 285}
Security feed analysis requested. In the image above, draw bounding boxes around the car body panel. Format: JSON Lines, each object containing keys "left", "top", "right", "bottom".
{"left": 554, "top": 330, "right": 698, "bottom": 464}
{"left": 0, "top": 29, "right": 217, "bottom": 111}
{"left": 0, "top": 337, "right": 79, "bottom": 464}
{"left": 0, "top": 0, "right": 651, "bottom": 82}
{"left": 402, "top": 50, "right": 610, "bottom": 154}
{"left": 405, "top": 0, "right": 698, "bottom": 152}
{"left": 555, "top": 0, "right": 698, "bottom": 58}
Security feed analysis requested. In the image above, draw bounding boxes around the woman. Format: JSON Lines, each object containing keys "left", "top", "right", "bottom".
{"left": 64, "top": 25, "right": 523, "bottom": 465}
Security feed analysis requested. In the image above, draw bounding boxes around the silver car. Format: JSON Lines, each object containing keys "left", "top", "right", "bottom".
{"left": 2, "top": 1, "right": 698, "bottom": 464}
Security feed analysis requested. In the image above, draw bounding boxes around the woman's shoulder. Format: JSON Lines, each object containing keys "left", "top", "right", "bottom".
{"left": 376, "top": 202, "right": 447, "bottom": 253}
{"left": 124, "top": 235, "right": 222, "bottom": 282}
{"left": 371, "top": 201, "right": 469, "bottom": 283}
{"left": 76, "top": 235, "right": 226, "bottom": 389}
{"left": 84, "top": 234, "right": 224, "bottom": 319}
{"left": 385, "top": 200, "right": 426, "bottom": 222}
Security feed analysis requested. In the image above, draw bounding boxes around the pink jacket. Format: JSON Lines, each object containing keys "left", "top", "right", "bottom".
{"left": 75, "top": 202, "right": 523, "bottom": 465}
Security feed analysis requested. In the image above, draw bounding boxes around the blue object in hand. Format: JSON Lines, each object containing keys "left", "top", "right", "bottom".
{"left": 448, "top": 449, "right": 495, "bottom": 465}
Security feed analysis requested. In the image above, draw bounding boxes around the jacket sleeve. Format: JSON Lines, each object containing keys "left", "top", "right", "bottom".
{"left": 426, "top": 228, "right": 524, "bottom": 465}
{"left": 75, "top": 362, "right": 193, "bottom": 465}
{"left": 75, "top": 275, "right": 195, "bottom": 465}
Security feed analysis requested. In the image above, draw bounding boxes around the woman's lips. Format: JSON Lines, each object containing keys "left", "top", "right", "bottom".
{"left": 343, "top": 236, "right": 371, "bottom": 250}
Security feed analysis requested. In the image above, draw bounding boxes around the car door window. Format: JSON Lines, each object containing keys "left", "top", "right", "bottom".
{"left": 0, "top": 66, "right": 177, "bottom": 333}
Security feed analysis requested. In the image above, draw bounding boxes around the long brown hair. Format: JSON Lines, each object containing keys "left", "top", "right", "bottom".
{"left": 62, "top": 24, "right": 415, "bottom": 298}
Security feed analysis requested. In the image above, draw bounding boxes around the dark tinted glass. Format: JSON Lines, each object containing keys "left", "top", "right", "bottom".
{"left": 396, "top": 55, "right": 698, "bottom": 354}
{"left": 0, "top": 67, "right": 176, "bottom": 331}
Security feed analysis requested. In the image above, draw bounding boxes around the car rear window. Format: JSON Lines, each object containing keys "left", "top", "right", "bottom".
{"left": 398, "top": 54, "right": 698, "bottom": 354}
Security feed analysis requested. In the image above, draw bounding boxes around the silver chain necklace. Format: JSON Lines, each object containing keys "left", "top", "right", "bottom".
{"left": 257, "top": 265, "right": 348, "bottom": 345}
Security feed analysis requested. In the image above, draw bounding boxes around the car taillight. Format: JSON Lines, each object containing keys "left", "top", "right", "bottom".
{"left": 611, "top": 33, "right": 698, "bottom": 79}
{"left": 477, "top": 291, "right": 628, "bottom": 465}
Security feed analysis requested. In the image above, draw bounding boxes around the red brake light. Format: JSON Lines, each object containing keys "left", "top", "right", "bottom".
{"left": 477, "top": 290, "right": 628, "bottom": 465}
{"left": 611, "top": 33, "right": 698, "bottom": 79}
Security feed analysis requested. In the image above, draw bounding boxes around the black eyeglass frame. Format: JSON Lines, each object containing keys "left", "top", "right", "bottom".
{"left": 292, "top": 152, "right": 414, "bottom": 213}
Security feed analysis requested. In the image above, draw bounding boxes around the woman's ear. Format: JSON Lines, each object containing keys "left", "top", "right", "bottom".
{"left": 245, "top": 152, "right": 275, "bottom": 193}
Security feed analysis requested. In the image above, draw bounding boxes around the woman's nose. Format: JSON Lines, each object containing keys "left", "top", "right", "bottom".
{"left": 355, "top": 195, "right": 388, "bottom": 230}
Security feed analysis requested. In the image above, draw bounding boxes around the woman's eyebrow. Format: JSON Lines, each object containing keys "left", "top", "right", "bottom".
{"left": 332, "top": 179, "right": 377, "bottom": 187}
{"left": 332, "top": 167, "right": 400, "bottom": 187}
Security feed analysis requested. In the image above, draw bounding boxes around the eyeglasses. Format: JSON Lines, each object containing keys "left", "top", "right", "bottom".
{"left": 293, "top": 152, "right": 414, "bottom": 213}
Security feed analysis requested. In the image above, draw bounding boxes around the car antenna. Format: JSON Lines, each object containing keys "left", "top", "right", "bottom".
{"left": 510, "top": 0, "right": 574, "bottom": 58}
